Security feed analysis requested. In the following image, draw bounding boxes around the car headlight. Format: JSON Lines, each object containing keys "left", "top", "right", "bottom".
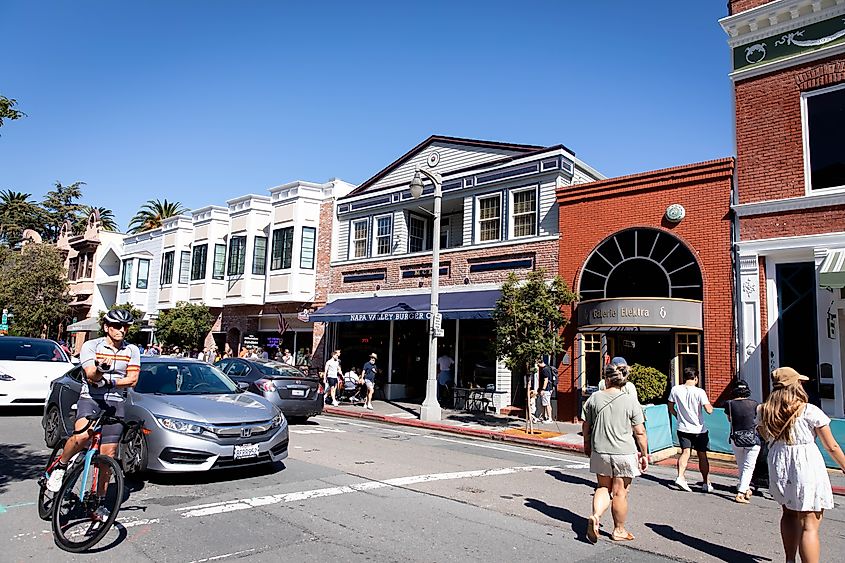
{"left": 0, "top": 372, "right": 14, "bottom": 381}
{"left": 156, "top": 416, "right": 203, "bottom": 434}
{"left": 271, "top": 410, "right": 284, "bottom": 428}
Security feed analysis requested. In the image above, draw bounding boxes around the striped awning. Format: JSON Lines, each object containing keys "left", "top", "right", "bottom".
{"left": 820, "top": 249, "right": 845, "bottom": 289}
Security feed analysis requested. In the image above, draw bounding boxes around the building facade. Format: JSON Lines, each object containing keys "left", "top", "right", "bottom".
{"left": 310, "top": 135, "right": 604, "bottom": 410}
{"left": 722, "top": 0, "right": 845, "bottom": 417}
{"left": 555, "top": 159, "right": 735, "bottom": 421}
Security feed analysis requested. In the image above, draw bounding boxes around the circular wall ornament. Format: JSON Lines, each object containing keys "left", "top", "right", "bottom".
{"left": 427, "top": 151, "right": 440, "bottom": 167}
{"left": 665, "top": 204, "right": 686, "bottom": 223}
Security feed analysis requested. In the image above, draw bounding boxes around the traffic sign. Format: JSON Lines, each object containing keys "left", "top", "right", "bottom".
{"left": 432, "top": 313, "right": 442, "bottom": 331}
{"left": 433, "top": 328, "right": 444, "bottom": 338}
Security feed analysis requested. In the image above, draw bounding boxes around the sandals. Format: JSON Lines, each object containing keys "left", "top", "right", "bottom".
{"left": 586, "top": 516, "right": 599, "bottom": 544}
{"left": 734, "top": 492, "right": 750, "bottom": 504}
{"left": 611, "top": 530, "right": 635, "bottom": 542}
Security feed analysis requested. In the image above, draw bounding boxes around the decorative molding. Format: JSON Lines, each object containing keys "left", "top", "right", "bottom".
{"left": 729, "top": 41, "right": 845, "bottom": 81}
{"left": 736, "top": 231, "right": 845, "bottom": 254}
{"left": 739, "top": 253, "right": 760, "bottom": 274}
{"left": 733, "top": 191, "right": 845, "bottom": 217}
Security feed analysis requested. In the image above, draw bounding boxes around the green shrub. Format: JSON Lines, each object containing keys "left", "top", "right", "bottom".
{"left": 628, "top": 363, "right": 668, "bottom": 404}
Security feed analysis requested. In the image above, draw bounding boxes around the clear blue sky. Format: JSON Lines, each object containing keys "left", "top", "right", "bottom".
{"left": 1, "top": 1, "right": 734, "bottom": 231}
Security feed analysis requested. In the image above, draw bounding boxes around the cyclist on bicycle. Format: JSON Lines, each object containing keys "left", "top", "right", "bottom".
{"left": 46, "top": 309, "right": 140, "bottom": 521}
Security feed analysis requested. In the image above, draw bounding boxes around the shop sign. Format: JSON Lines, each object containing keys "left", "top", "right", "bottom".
{"left": 577, "top": 298, "right": 703, "bottom": 330}
{"left": 349, "top": 311, "right": 431, "bottom": 322}
{"left": 243, "top": 334, "right": 259, "bottom": 347}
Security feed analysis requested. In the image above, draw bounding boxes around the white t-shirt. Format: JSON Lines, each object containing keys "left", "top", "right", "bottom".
{"left": 437, "top": 355, "right": 454, "bottom": 372}
{"left": 668, "top": 384, "right": 711, "bottom": 434}
{"left": 325, "top": 357, "right": 341, "bottom": 379}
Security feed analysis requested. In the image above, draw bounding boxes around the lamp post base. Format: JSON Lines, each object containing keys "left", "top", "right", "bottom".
{"left": 420, "top": 402, "right": 442, "bottom": 422}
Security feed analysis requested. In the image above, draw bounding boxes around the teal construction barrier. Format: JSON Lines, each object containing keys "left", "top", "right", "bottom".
{"left": 643, "top": 404, "right": 673, "bottom": 454}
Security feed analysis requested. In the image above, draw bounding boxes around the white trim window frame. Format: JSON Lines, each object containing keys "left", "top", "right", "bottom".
{"left": 373, "top": 213, "right": 393, "bottom": 256}
{"left": 408, "top": 214, "right": 428, "bottom": 253}
{"left": 440, "top": 216, "right": 451, "bottom": 249}
{"left": 802, "top": 82, "right": 845, "bottom": 195}
{"left": 475, "top": 193, "right": 502, "bottom": 244}
{"left": 509, "top": 185, "right": 538, "bottom": 239}
{"left": 351, "top": 219, "right": 369, "bottom": 259}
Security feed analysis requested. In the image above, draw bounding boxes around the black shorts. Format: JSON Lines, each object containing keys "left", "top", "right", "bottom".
{"left": 678, "top": 430, "right": 709, "bottom": 451}
{"left": 76, "top": 397, "right": 125, "bottom": 445}
{"left": 327, "top": 377, "right": 339, "bottom": 387}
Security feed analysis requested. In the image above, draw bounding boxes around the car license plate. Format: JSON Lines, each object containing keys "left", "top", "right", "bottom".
{"left": 291, "top": 389, "right": 305, "bottom": 397}
{"left": 233, "top": 443, "right": 259, "bottom": 460}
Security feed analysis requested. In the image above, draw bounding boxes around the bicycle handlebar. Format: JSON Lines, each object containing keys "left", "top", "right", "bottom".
{"left": 73, "top": 411, "right": 144, "bottom": 444}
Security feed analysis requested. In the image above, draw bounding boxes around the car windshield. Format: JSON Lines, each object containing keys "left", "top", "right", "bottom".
{"left": 0, "top": 339, "right": 67, "bottom": 362}
{"left": 135, "top": 362, "right": 238, "bottom": 395}
{"left": 254, "top": 361, "right": 303, "bottom": 377}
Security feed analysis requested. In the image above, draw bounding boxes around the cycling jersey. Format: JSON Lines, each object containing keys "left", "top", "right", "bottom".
{"left": 79, "top": 337, "right": 140, "bottom": 402}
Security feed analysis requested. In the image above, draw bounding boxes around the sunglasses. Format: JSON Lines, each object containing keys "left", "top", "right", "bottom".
{"left": 107, "top": 323, "right": 131, "bottom": 330}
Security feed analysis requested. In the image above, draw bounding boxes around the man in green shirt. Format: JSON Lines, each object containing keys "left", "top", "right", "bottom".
{"left": 582, "top": 364, "right": 649, "bottom": 544}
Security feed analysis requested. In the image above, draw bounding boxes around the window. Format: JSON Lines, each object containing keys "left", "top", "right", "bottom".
{"left": 271, "top": 227, "right": 294, "bottom": 270}
{"left": 83, "top": 252, "right": 94, "bottom": 278}
{"left": 440, "top": 217, "right": 450, "bottom": 249}
{"left": 137, "top": 259, "right": 150, "bottom": 289}
{"left": 352, "top": 219, "right": 369, "bottom": 259}
{"left": 68, "top": 257, "right": 79, "bottom": 281}
{"left": 477, "top": 194, "right": 501, "bottom": 242}
{"left": 120, "top": 260, "right": 133, "bottom": 290}
{"left": 301, "top": 227, "right": 316, "bottom": 269}
{"left": 374, "top": 215, "right": 392, "bottom": 256}
{"left": 676, "top": 333, "right": 702, "bottom": 386}
{"left": 227, "top": 236, "right": 246, "bottom": 276}
{"left": 252, "top": 236, "right": 267, "bottom": 275}
{"left": 179, "top": 251, "right": 190, "bottom": 284}
{"left": 804, "top": 85, "right": 845, "bottom": 191}
{"left": 582, "top": 333, "right": 603, "bottom": 387}
{"left": 191, "top": 244, "right": 208, "bottom": 281}
{"left": 511, "top": 188, "right": 537, "bottom": 237}
{"left": 160, "top": 251, "right": 174, "bottom": 284}
{"left": 212, "top": 244, "right": 226, "bottom": 280}
{"left": 408, "top": 215, "right": 427, "bottom": 253}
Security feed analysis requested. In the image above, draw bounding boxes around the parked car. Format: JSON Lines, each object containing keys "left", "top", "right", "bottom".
{"left": 215, "top": 357, "right": 323, "bottom": 423}
{"left": 42, "top": 357, "right": 289, "bottom": 474}
{"left": 0, "top": 336, "right": 74, "bottom": 407}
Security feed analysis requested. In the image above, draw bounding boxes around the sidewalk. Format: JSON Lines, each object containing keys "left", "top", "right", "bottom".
{"left": 321, "top": 398, "right": 845, "bottom": 496}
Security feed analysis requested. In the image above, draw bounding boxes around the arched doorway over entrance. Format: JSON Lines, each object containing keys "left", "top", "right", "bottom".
{"left": 576, "top": 228, "right": 704, "bottom": 391}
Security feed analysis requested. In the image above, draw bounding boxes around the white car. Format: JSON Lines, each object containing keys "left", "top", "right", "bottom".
{"left": 0, "top": 337, "right": 74, "bottom": 407}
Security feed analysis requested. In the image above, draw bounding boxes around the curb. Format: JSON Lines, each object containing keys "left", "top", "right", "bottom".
{"left": 322, "top": 405, "right": 586, "bottom": 454}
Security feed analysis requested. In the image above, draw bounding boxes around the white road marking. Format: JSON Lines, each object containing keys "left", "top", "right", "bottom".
{"left": 423, "top": 434, "right": 588, "bottom": 466}
{"left": 177, "top": 465, "right": 561, "bottom": 518}
{"left": 186, "top": 548, "right": 256, "bottom": 563}
{"left": 289, "top": 427, "right": 347, "bottom": 435}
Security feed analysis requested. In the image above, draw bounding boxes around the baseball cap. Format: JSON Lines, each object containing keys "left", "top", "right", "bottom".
{"left": 370, "top": 353, "right": 378, "bottom": 360}
{"left": 610, "top": 356, "right": 628, "bottom": 367}
{"left": 771, "top": 367, "right": 809, "bottom": 388}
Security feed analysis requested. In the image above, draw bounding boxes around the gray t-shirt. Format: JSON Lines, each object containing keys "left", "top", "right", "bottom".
{"left": 79, "top": 337, "right": 140, "bottom": 402}
{"left": 582, "top": 389, "right": 644, "bottom": 455}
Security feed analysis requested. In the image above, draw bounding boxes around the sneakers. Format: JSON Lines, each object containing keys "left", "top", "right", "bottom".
{"left": 701, "top": 482, "right": 715, "bottom": 493}
{"left": 46, "top": 467, "right": 66, "bottom": 493}
{"left": 674, "top": 477, "right": 692, "bottom": 492}
{"left": 92, "top": 505, "right": 110, "bottom": 523}
{"left": 365, "top": 404, "right": 374, "bottom": 410}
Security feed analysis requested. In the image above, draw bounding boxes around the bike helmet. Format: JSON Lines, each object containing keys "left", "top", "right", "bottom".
{"left": 103, "top": 308, "right": 135, "bottom": 325}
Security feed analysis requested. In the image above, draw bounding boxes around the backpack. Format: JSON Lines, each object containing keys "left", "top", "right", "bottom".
{"left": 548, "top": 365, "right": 558, "bottom": 388}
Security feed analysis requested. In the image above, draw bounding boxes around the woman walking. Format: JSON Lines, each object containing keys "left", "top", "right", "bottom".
{"left": 758, "top": 367, "right": 845, "bottom": 563}
{"left": 725, "top": 380, "right": 760, "bottom": 503}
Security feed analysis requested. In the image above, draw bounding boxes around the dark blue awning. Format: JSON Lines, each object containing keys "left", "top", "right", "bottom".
{"left": 310, "top": 289, "right": 501, "bottom": 323}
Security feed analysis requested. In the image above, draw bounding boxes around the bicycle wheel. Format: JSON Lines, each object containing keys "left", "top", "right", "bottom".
{"left": 51, "top": 454, "right": 124, "bottom": 553}
{"left": 37, "top": 442, "right": 65, "bottom": 520}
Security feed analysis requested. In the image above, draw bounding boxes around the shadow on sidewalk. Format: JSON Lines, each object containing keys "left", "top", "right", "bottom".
{"left": 645, "top": 523, "right": 771, "bottom": 562}
{"left": 545, "top": 469, "right": 595, "bottom": 489}
{"left": 524, "top": 497, "right": 593, "bottom": 544}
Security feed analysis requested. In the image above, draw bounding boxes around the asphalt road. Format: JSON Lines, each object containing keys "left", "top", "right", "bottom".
{"left": 1, "top": 407, "right": 843, "bottom": 563}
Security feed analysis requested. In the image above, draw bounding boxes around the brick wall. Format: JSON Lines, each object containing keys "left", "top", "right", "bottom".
{"left": 328, "top": 239, "right": 559, "bottom": 294}
{"left": 735, "top": 54, "right": 845, "bottom": 205}
{"left": 728, "top": 0, "right": 774, "bottom": 15}
{"left": 758, "top": 257, "right": 770, "bottom": 397}
{"left": 741, "top": 205, "right": 845, "bottom": 240}
{"left": 314, "top": 199, "right": 334, "bottom": 306}
{"left": 556, "top": 159, "right": 736, "bottom": 420}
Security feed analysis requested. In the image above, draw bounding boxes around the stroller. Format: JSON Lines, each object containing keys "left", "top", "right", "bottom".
{"left": 337, "top": 370, "right": 364, "bottom": 404}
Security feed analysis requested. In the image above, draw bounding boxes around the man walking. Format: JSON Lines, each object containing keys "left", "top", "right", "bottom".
{"left": 582, "top": 364, "right": 649, "bottom": 543}
{"left": 437, "top": 350, "right": 454, "bottom": 407}
{"left": 361, "top": 353, "right": 378, "bottom": 410}
{"left": 325, "top": 349, "right": 342, "bottom": 406}
{"left": 536, "top": 358, "right": 553, "bottom": 423}
{"left": 668, "top": 367, "right": 714, "bottom": 492}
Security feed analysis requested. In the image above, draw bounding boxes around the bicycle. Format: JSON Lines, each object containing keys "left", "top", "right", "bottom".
{"left": 36, "top": 440, "right": 69, "bottom": 520}
{"left": 48, "top": 410, "right": 141, "bottom": 553}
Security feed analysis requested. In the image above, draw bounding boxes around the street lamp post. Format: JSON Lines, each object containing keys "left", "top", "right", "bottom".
{"left": 409, "top": 165, "right": 442, "bottom": 422}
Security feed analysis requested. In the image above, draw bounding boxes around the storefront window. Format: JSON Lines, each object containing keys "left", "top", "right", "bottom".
{"left": 676, "top": 332, "right": 701, "bottom": 387}
{"left": 583, "top": 333, "right": 602, "bottom": 387}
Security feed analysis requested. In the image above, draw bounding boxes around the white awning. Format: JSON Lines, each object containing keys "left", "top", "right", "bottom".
{"left": 820, "top": 249, "right": 845, "bottom": 289}
{"left": 65, "top": 317, "right": 101, "bottom": 333}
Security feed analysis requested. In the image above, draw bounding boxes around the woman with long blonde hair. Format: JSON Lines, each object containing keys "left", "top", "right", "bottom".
{"left": 758, "top": 367, "right": 845, "bottom": 563}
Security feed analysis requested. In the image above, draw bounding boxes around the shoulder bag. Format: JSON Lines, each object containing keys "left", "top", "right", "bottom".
{"left": 728, "top": 401, "right": 759, "bottom": 448}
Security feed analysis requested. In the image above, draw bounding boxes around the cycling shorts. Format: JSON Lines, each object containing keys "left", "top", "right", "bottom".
{"left": 76, "top": 397, "right": 125, "bottom": 445}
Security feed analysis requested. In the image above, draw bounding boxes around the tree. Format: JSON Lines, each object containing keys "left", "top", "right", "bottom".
{"left": 493, "top": 269, "right": 577, "bottom": 431}
{"left": 41, "top": 181, "right": 85, "bottom": 242}
{"left": 128, "top": 199, "right": 186, "bottom": 234}
{"left": 0, "top": 244, "right": 71, "bottom": 338}
{"left": 0, "top": 190, "right": 46, "bottom": 248}
{"left": 97, "top": 303, "right": 146, "bottom": 344}
{"left": 0, "top": 95, "right": 25, "bottom": 132}
{"left": 75, "top": 206, "right": 119, "bottom": 234}
{"left": 154, "top": 302, "right": 211, "bottom": 350}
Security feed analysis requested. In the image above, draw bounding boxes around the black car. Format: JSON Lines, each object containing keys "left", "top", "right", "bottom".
{"left": 215, "top": 358, "right": 324, "bottom": 423}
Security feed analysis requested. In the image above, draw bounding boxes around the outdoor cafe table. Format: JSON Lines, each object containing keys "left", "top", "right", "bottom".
{"left": 452, "top": 387, "right": 506, "bottom": 412}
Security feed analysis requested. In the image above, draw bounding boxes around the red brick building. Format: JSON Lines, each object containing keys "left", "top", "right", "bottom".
{"left": 555, "top": 159, "right": 735, "bottom": 421}
{"left": 722, "top": 0, "right": 845, "bottom": 417}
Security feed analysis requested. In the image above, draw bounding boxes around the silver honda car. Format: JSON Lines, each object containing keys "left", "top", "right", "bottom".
{"left": 42, "top": 357, "right": 289, "bottom": 474}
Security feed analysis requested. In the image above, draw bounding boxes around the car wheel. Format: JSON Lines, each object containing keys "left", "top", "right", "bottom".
{"left": 122, "top": 430, "right": 148, "bottom": 476}
{"left": 287, "top": 416, "right": 307, "bottom": 425}
{"left": 44, "top": 406, "right": 62, "bottom": 448}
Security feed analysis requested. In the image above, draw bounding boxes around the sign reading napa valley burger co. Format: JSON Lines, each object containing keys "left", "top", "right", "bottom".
{"left": 349, "top": 311, "right": 431, "bottom": 322}
{"left": 577, "top": 298, "right": 703, "bottom": 330}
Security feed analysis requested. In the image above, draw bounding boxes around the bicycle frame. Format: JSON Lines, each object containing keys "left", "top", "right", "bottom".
{"left": 76, "top": 427, "right": 103, "bottom": 504}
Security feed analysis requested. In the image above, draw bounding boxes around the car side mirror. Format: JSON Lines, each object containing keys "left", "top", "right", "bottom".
{"left": 236, "top": 381, "right": 249, "bottom": 391}
{"left": 70, "top": 357, "right": 81, "bottom": 365}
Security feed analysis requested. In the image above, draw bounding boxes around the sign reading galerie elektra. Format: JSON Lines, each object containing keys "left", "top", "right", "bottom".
{"left": 577, "top": 298, "right": 703, "bottom": 330}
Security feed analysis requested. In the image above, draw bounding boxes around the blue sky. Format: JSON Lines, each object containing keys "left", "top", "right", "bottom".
{"left": 1, "top": 1, "right": 734, "bottom": 231}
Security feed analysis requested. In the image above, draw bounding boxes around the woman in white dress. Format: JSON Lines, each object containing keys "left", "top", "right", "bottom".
{"left": 758, "top": 367, "right": 845, "bottom": 563}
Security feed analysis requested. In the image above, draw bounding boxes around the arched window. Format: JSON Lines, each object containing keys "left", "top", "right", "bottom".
{"left": 579, "top": 228, "right": 702, "bottom": 301}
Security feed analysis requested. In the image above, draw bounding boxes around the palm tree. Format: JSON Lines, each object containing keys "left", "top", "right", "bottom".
{"left": 74, "top": 206, "right": 119, "bottom": 234}
{"left": 0, "top": 190, "right": 44, "bottom": 247}
{"left": 128, "top": 199, "right": 187, "bottom": 234}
